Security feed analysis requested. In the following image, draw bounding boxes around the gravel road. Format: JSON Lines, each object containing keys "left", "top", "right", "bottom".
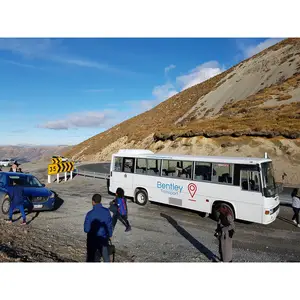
{"left": 1, "top": 163, "right": 300, "bottom": 262}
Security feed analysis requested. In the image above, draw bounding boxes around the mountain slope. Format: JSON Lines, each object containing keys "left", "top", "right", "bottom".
{"left": 0, "top": 145, "right": 71, "bottom": 163}
{"left": 65, "top": 38, "right": 300, "bottom": 185}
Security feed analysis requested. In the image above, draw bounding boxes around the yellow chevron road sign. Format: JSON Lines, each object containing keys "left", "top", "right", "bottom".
{"left": 48, "top": 162, "right": 74, "bottom": 175}
{"left": 48, "top": 164, "right": 59, "bottom": 175}
{"left": 57, "top": 162, "right": 75, "bottom": 173}
{"left": 51, "top": 157, "right": 62, "bottom": 164}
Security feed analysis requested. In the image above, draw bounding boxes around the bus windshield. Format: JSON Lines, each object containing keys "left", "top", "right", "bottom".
{"left": 261, "top": 162, "right": 276, "bottom": 197}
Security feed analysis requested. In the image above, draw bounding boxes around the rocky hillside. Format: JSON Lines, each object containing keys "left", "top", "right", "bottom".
{"left": 0, "top": 145, "right": 71, "bottom": 163}
{"left": 65, "top": 38, "right": 300, "bottom": 185}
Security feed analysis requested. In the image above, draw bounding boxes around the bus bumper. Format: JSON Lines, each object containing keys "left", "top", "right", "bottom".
{"left": 262, "top": 204, "right": 280, "bottom": 224}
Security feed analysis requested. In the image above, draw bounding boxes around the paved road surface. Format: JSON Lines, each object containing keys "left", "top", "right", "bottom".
{"left": 2, "top": 164, "right": 300, "bottom": 262}
{"left": 77, "top": 162, "right": 296, "bottom": 204}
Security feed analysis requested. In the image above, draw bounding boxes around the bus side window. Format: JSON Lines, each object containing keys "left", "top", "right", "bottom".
{"left": 241, "top": 170, "right": 249, "bottom": 190}
{"left": 162, "top": 160, "right": 176, "bottom": 177}
{"left": 240, "top": 169, "right": 261, "bottom": 192}
{"left": 147, "top": 159, "right": 161, "bottom": 176}
{"left": 194, "top": 162, "right": 212, "bottom": 181}
{"left": 123, "top": 158, "right": 135, "bottom": 173}
{"left": 135, "top": 158, "right": 146, "bottom": 174}
{"left": 212, "top": 163, "right": 233, "bottom": 184}
{"left": 114, "top": 157, "right": 123, "bottom": 172}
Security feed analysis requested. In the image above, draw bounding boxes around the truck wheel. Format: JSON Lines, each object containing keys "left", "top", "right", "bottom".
{"left": 1, "top": 195, "right": 11, "bottom": 215}
{"left": 135, "top": 190, "right": 148, "bottom": 206}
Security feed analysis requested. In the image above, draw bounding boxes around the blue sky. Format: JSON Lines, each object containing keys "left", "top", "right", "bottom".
{"left": 0, "top": 37, "right": 283, "bottom": 146}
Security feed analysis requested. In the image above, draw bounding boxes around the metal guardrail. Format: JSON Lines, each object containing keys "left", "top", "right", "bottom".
{"left": 74, "top": 168, "right": 110, "bottom": 180}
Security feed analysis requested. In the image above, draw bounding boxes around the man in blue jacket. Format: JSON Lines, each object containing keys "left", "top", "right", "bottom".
{"left": 6, "top": 180, "right": 27, "bottom": 225}
{"left": 84, "top": 193, "right": 113, "bottom": 262}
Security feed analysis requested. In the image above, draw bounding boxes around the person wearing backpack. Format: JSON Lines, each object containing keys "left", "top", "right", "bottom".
{"left": 110, "top": 187, "right": 131, "bottom": 232}
{"left": 291, "top": 188, "right": 300, "bottom": 228}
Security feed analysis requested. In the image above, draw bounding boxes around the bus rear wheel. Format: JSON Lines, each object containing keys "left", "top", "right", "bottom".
{"left": 135, "top": 189, "right": 148, "bottom": 206}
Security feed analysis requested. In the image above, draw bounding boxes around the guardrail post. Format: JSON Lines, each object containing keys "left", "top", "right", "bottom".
{"left": 48, "top": 175, "right": 51, "bottom": 184}
{"left": 70, "top": 171, "right": 73, "bottom": 180}
{"left": 65, "top": 172, "right": 67, "bottom": 182}
{"left": 57, "top": 173, "right": 59, "bottom": 184}
{"left": 94, "top": 172, "right": 95, "bottom": 178}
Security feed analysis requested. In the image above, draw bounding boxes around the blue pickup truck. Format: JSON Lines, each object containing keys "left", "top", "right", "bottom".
{"left": 0, "top": 172, "right": 56, "bottom": 216}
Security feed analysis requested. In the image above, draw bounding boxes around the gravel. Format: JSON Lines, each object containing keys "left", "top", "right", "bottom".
{"left": 1, "top": 164, "right": 300, "bottom": 262}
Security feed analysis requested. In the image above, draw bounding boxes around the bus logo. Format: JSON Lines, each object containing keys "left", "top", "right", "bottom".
{"left": 188, "top": 183, "right": 197, "bottom": 198}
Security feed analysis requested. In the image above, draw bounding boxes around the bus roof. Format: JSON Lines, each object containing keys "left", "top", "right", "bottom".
{"left": 113, "top": 149, "right": 272, "bottom": 165}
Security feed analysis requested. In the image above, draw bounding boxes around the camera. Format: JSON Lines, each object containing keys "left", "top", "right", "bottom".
{"left": 214, "top": 231, "right": 220, "bottom": 238}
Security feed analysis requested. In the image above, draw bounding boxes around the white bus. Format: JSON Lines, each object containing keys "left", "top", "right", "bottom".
{"left": 109, "top": 149, "right": 280, "bottom": 224}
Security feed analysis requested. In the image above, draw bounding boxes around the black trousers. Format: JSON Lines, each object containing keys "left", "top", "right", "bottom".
{"left": 292, "top": 207, "right": 300, "bottom": 224}
{"left": 112, "top": 213, "right": 130, "bottom": 230}
{"left": 86, "top": 236, "right": 110, "bottom": 262}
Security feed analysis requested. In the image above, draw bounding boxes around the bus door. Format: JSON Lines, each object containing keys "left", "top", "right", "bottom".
{"left": 121, "top": 157, "right": 135, "bottom": 196}
{"left": 234, "top": 164, "right": 263, "bottom": 223}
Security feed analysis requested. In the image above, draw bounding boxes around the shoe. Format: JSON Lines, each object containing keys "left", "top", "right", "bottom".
{"left": 293, "top": 219, "right": 297, "bottom": 224}
{"left": 20, "top": 221, "right": 27, "bottom": 226}
{"left": 5, "top": 219, "right": 12, "bottom": 224}
{"left": 125, "top": 226, "right": 131, "bottom": 232}
{"left": 297, "top": 224, "right": 300, "bottom": 228}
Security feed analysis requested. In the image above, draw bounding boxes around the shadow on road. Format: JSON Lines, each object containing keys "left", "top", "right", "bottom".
{"left": 160, "top": 212, "right": 219, "bottom": 262}
{"left": 280, "top": 203, "right": 292, "bottom": 208}
{"left": 277, "top": 215, "right": 294, "bottom": 226}
{"left": 53, "top": 196, "right": 64, "bottom": 211}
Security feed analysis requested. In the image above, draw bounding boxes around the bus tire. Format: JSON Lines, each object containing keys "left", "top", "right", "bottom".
{"left": 1, "top": 195, "right": 11, "bottom": 216}
{"left": 135, "top": 189, "right": 148, "bottom": 206}
{"left": 212, "top": 202, "right": 235, "bottom": 221}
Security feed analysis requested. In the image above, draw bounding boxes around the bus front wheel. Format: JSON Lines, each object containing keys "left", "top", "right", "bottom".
{"left": 211, "top": 202, "right": 235, "bottom": 221}
{"left": 135, "top": 189, "right": 148, "bottom": 206}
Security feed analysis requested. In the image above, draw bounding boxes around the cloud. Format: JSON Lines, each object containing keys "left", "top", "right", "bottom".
{"left": 164, "top": 64, "right": 176, "bottom": 74}
{"left": 0, "top": 38, "right": 136, "bottom": 75}
{"left": 38, "top": 61, "right": 225, "bottom": 132}
{"left": 38, "top": 111, "right": 115, "bottom": 130}
{"left": 176, "top": 61, "right": 224, "bottom": 90}
{"left": 152, "top": 83, "right": 178, "bottom": 101}
{"left": 0, "top": 38, "right": 59, "bottom": 58}
{"left": 127, "top": 61, "right": 224, "bottom": 114}
{"left": 241, "top": 38, "right": 283, "bottom": 59}
{"left": 0, "top": 59, "right": 40, "bottom": 69}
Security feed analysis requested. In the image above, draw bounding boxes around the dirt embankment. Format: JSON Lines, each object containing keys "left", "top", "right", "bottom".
{"left": 69, "top": 136, "right": 300, "bottom": 186}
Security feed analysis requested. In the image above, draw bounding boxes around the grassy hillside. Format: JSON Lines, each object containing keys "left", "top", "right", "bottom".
{"left": 65, "top": 38, "right": 300, "bottom": 160}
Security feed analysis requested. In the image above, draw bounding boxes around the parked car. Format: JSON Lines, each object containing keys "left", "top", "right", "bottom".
{"left": 52, "top": 155, "right": 68, "bottom": 162}
{"left": 0, "top": 172, "right": 56, "bottom": 216}
{"left": 0, "top": 159, "right": 14, "bottom": 167}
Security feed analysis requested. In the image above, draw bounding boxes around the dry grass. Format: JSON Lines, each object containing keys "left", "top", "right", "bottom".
{"left": 65, "top": 38, "right": 300, "bottom": 159}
